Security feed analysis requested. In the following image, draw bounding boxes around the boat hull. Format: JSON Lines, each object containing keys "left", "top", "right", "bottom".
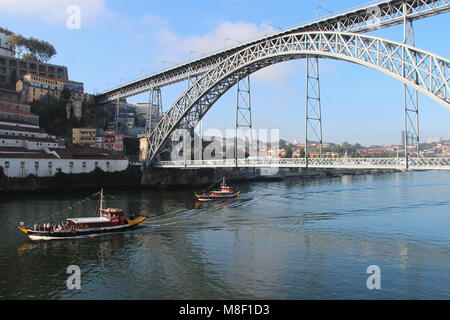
{"left": 18, "top": 217, "right": 146, "bottom": 241}
{"left": 194, "top": 191, "right": 240, "bottom": 202}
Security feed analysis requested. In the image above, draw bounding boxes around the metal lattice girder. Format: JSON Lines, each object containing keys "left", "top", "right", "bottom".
{"left": 305, "top": 57, "right": 323, "bottom": 158}
{"left": 152, "top": 157, "right": 450, "bottom": 170}
{"left": 96, "top": 0, "right": 450, "bottom": 104}
{"left": 235, "top": 75, "right": 253, "bottom": 159}
{"left": 145, "top": 31, "right": 450, "bottom": 166}
{"left": 403, "top": 17, "right": 420, "bottom": 161}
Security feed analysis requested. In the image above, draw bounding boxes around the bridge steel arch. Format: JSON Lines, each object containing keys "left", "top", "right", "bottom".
{"left": 145, "top": 31, "right": 450, "bottom": 166}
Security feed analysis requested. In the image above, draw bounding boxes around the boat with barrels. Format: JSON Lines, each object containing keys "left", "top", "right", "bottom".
{"left": 17, "top": 189, "right": 146, "bottom": 240}
{"left": 194, "top": 177, "right": 240, "bottom": 202}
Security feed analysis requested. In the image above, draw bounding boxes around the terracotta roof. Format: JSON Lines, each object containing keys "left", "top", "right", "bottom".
{"left": 51, "top": 148, "right": 127, "bottom": 160}
{"left": 0, "top": 152, "right": 59, "bottom": 159}
{"left": 0, "top": 146, "right": 30, "bottom": 153}
{"left": 0, "top": 124, "right": 44, "bottom": 133}
{"left": 24, "top": 73, "right": 64, "bottom": 83}
{"left": 0, "top": 134, "right": 58, "bottom": 144}
{"left": 0, "top": 119, "right": 40, "bottom": 127}
{"left": 0, "top": 88, "right": 19, "bottom": 94}
{"left": 0, "top": 107, "right": 38, "bottom": 117}
{"left": 0, "top": 98, "right": 30, "bottom": 106}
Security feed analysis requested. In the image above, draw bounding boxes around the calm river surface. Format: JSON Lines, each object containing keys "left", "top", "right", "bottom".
{"left": 0, "top": 170, "right": 449, "bottom": 299}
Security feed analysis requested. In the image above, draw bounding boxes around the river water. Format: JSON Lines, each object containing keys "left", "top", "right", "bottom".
{"left": 0, "top": 170, "right": 449, "bottom": 299}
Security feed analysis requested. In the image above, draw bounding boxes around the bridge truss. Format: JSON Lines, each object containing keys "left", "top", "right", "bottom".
{"left": 144, "top": 31, "right": 450, "bottom": 166}
{"left": 96, "top": 0, "right": 450, "bottom": 104}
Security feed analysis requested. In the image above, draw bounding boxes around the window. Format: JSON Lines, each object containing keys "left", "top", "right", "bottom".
{"left": 20, "top": 161, "right": 25, "bottom": 168}
{"left": 48, "top": 162, "right": 52, "bottom": 168}
{"left": 35, "top": 161, "right": 39, "bottom": 168}
{"left": 5, "top": 161, "right": 9, "bottom": 168}
{"left": 82, "top": 162, "right": 86, "bottom": 168}
{"left": 69, "top": 162, "right": 74, "bottom": 168}
{"left": 106, "top": 162, "right": 110, "bottom": 169}
{"left": 95, "top": 162, "right": 99, "bottom": 168}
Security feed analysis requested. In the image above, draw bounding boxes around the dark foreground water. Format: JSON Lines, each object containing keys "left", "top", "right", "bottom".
{"left": 0, "top": 170, "right": 449, "bottom": 299}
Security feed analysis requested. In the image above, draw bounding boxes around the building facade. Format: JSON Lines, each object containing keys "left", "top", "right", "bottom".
{"left": 105, "top": 131, "right": 124, "bottom": 152}
{"left": 0, "top": 154, "right": 128, "bottom": 178}
{"left": 0, "top": 98, "right": 39, "bottom": 125}
{"left": 16, "top": 73, "right": 65, "bottom": 102}
{"left": 0, "top": 55, "right": 68, "bottom": 89}
{"left": 72, "top": 128, "right": 96, "bottom": 147}
{"left": 0, "top": 87, "right": 20, "bottom": 101}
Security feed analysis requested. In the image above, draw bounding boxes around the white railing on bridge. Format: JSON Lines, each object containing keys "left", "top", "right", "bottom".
{"left": 152, "top": 158, "right": 450, "bottom": 170}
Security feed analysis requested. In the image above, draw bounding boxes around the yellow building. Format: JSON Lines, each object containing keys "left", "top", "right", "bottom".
{"left": 16, "top": 73, "right": 64, "bottom": 102}
{"left": 72, "top": 128, "right": 96, "bottom": 147}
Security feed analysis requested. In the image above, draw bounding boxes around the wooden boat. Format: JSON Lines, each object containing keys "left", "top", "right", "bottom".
{"left": 194, "top": 177, "right": 240, "bottom": 202}
{"left": 17, "top": 189, "right": 146, "bottom": 241}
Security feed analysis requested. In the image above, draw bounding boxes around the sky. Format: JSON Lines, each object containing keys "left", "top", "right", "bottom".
{"left": 0, "top": 0, "right": 449, "bottom": 146}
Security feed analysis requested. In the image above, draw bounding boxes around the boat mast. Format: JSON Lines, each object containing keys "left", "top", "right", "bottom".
{"left": 99, "top": 188, "right": 103, "bottom": 216}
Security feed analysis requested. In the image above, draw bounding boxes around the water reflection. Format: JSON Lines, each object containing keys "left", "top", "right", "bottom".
{"left": 1, "top": 171, "right": 449, "bottom": 299}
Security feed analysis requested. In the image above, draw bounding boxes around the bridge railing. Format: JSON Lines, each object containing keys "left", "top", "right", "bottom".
{"left": 152, "top": 157, "right": 450, "bottom": 170}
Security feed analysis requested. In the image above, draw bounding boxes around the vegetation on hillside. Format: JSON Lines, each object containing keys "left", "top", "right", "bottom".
{"left": 30, "top": 98, "right": 108, "bottom": 138}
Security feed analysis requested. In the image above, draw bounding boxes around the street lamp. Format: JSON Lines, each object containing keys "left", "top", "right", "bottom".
{"left": 189, "top": 50, "right": 206, "bottom": 58}
{"left": 315, "top": 5, "right": 333, "bottom": 18}
{"left": 263, "top": 22, "right": 283, "bottom": 31}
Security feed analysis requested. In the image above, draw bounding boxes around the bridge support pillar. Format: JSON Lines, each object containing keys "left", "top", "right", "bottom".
{"left": 402, "top": 4, "right": 420, "bottom": 170}
{"left": 146, "top": 88, "right": 162, "bottom": 135}
{"left": 114, "top": 98, "right": 121, "bottom": 133}
{"left": 235, "top": 75, "right": 253, "bottom": 167}
{"left": 188, "top": 75, "right": 203, "bottom": 152}
{"left": 305, "top": 56, "right": 323, "bottom": 166}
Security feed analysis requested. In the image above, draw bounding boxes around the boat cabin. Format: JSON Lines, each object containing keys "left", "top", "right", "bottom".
{"left": 67, "top": 208, "right": 126, "bottom": 229}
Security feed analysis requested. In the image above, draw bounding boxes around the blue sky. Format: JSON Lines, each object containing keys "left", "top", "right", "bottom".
{"left": 1, "top": 0, "right": 449, "bottom": 146}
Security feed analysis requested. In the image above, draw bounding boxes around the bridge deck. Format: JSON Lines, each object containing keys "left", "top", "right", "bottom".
{"left": 152, "top": 158, "right": 450, "bottom": 170}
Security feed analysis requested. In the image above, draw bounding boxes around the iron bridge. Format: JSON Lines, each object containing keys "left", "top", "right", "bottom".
{"left": 95, "top": 0, "right": 450, "bottom": 170}
{"left": 153, "top": 157, "right": 450, "bottom": 170}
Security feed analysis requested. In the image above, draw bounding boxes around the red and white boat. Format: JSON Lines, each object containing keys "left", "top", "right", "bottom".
{"left": 194, "top": 177, "right": 240, "bottom": 202}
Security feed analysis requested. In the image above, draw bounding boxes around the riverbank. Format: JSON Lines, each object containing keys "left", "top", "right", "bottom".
{"left": 0, "top": 164, "right": 400, "bottom": 195}
{"left": 140, "top": 167, "right": 400, "bottom": 189}
{"left": 0, "top": 165, "right": 142, "bottom": 195}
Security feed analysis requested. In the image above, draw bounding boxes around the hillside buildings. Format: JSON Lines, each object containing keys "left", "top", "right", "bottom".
{"left": 72, "top": 128, "right": 96, "bottom": 147}
{"left": 0, "top": 117, "right": 128, "bottom": 178}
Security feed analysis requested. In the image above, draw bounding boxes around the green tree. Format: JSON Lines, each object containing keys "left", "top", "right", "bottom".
{"left": 7, "top": 34, "right": 57, "bottom": 62}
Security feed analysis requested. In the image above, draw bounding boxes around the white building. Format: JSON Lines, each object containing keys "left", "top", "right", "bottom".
{"left": 0, "top": 155, "right": 129, "bottom": 178}
{"left": 0, "top": 118, "right": 129, "bottom": 178}
{"left": 425, "top": 137, "right": 442, "bottom": 144}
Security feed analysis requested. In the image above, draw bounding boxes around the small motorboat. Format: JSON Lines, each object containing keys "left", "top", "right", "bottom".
{"left": 18, "top": 189, "right": 146, "bottom": 241}
{"left": 194, "top": 177, "right": 240, "bottom": 202}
